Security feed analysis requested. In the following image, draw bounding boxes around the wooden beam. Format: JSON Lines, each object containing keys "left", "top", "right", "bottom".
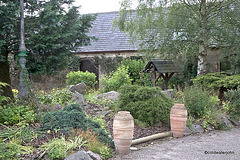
{"left": 163, "top": 73, "right": 175, "bottom": 90}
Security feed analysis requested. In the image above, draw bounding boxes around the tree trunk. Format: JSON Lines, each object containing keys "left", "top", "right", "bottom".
{"left": 197, "top": 0, "right": 208, "bottom": 76}
{"left": 197, "top": 44, "right": 207, "bottom": 75}
{"left": 0, "top": 51, "right": 14, "bottom": 102}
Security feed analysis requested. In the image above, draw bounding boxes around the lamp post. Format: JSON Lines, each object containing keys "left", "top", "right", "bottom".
{"left": 18, "top": 0, "right": 27, "bottom": 98}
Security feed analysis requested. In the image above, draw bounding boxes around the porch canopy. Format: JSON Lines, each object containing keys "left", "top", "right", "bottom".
{"left": 144, "top": 59, "right": 180, "bottom": 90}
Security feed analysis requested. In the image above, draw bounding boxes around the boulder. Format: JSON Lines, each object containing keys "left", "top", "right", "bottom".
{"left": 229, "top": 117, "right": 240, "bottom": 126}
{"left": 71, "top": 92, "right": 87, "bottom": 106}
{"left": 87, "top": 151, "right": 102, "bottom": 160}
{"left": 65, "top": 151, "right": 92, "bottom": 160}
{"left": 69, "top": 82, "right": 87, "bottom": 94}
{"left": 161, "top": 89, "right": 174, "bottom": 99}
{"left": 184, "top": 126, "right": 192, "bottom": 136}
{"left": 94, "top": 91, "right": 120, "bottom": 101}
{"left": 191, "top": 124, "right": 204, "bottom": 133}
{"left": 221, "top": 116, "right": 234, "bottom": 128}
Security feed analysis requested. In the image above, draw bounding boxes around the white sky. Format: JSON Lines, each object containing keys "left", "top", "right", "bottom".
{"left": 74, "top": 0, "right": 138, "bottom": 14}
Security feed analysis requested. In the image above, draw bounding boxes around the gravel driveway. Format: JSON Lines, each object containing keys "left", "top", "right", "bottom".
{"left": 111, "top": 127, "right": 240, "bottom": 160}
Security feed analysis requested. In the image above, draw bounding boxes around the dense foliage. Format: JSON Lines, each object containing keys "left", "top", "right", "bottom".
{"left": 121, "top": 58, "right": 151, "bottom": 86}
{"left": 169, "top": 57, "right": 198, "bottom": 88}
{"left": 224, "top": 88, "right": 240, "bottom": 119}
{"left": 192, "top": 73, "right": 240, "bottom": 90}
{"left": 100, "top": 65, "right": 132, "bottom": 92}
{"left": 118, "top": 84, "right": 173, "bottom": 125}
{"left": 183, "top": 86, "right": 219, "bottom": 118}
{"left": 0, "top": 103, "right": 35, "bottom": 125}
{"left": 115, "top": 0, "right": 240, "bottom": 75}
{"left": 42, "top": 104, "right": 113, "bottom": 147}
{"left": 0, "top": 0, "right": 95, "bottom": 99}
{"left": 66, "top": 71, "right": 97, "bottom": 88}
{"left": 183, "top": 86, "right": 226, "bottom": 129}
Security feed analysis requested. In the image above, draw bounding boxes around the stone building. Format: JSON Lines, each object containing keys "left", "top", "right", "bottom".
{"left": 75, "top": 11, "right": 223, "bottom": 82}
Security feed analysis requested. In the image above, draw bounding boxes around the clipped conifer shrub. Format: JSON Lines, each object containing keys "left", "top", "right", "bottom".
{"left": 42, "top": 104, "right": 113, "bottom": 147}
{"left": 118, "top": 84, "right": 173, "bottom": 125}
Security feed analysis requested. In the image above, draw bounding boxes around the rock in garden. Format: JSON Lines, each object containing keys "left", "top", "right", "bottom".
{"left": 94, "top": 91, "right": 120, "bottom": 101}
{"left": 184, "top": 126, "right": 192, "bottom": 136}
{"left": 87, "top": 150, "right": 102, "bottom": 160}
{"left": 206, "top": 126, "right": 214, "bottom": 131}
{"left": 221, "top": 116, "right": 234, "bottom": 128}
{"left": 71, "top": 92, "right": 87, "bottom": 106}
{"left": 161, "top": 89, "right": 174, "bottom": 99}
{"left": 65, "top": 151, "right": 93, "bottom": 160}
{"left": 229, "top": 118, "right": 240, "bottom": 126}
{"left": 192, "top": 124, "right": 204, "bottom": 133}
{"left": 69, "top": 82, "right": 87, "bottom": 94}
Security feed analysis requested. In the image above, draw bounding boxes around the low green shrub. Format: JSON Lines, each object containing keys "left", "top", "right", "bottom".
{"left": 192, "top": 72, "right": 240, "bottom": 90}
{"left": 100, "top": 65, "right": 132, "bottom": 93}
{"left": 37, "top": 88, "right": 72, "bottom": 106}
{"left": 0, "top": 103, "right": 35, "bottom": 125}
{"left": 99, "top": 145, "right": 113, "bottom": 159}
{"left": 41, "top": 136, "right": 86, "bottom": 160}
{"left": 0, "top": 123, "right": 38, "bottom": 143}
{"left": 118, "top": 85, "right": 173, "bottom": 125}
{"left": 42, "top": 104, "right": 113, "bottom": 147}
{"left": 121, "top": 58, "right": 150, "bottom": 85}
{"left": 0, "top": 138, "right": 33, "bottom": 160}
{"left": 224, "top": 87, "right": 240, "bottom": 119}
{"left": 183, "top": 86, "right": 219, "bottom": 119}
{"left": 66, "top": 71, "right": 97, "bottom": 88}
{"left": 0, "top": 82, "right": 11, "bottom": 105}
{"left": 72, "top": 129, "right": 113, "bottom": 159}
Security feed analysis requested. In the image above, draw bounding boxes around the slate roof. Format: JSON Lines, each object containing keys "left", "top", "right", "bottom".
{"left": 77, "top": 11, "right": 138, "bottom": 53}
{"left": 144, "top": 59, "right": 180, "bottom": 73}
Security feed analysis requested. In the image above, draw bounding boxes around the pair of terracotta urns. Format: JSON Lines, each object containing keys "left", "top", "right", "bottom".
{"left": 113, "top": 104, "right": 187, "bottom": 155}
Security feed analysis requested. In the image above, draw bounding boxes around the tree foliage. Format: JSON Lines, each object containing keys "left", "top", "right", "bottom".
{"left": 0, "top": 0, "right": 95, "bottom": 98}
{"left": 25, "top": 0, "right": 96, "bottom": 75}
{"left": 115, "top": 0, "right": 240, "bottom": 75}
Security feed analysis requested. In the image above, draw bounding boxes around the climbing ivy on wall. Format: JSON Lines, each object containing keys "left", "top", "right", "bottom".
{"left": 94, "top": 55, "right": 123, "bottom": 74}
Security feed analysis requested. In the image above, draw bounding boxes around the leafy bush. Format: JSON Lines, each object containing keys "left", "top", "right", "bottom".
{"left": 121, "top": 58, "right": 150, "bottom": 85}
{"left": 118, "top": 85, "right": 173, "bottom": 125}
{"left": 99, "top": 145, "right": 113, "bottom": 159}
{"left": 0, "top": 123, "right": 38, "bottom": 144}
{"left": 0, "top": 103, "right": 35, "bottom": 125}
{"left": 73, "top": 129, "right": 113, "bottom": 159}
{"left": 0, "top": 138, "right": 33, "bottom": 160}
{"left": 192, "top": 72, "right": 240, "bottom": 90}
{"left": 169, "top": 58, "right": 197, "bottom": 88}
{"left": 42, "top": 104, "right": 113, "bottom": 147}
{"left": 66, "top": 71, "right": 97, "bottom": 88}
{"left": 41, "top": 136, "right": 86, "bottom": 160}
{"left": 37, "top": 88, "right": 72, "bottom": 106}
{"left": 101, "top": 65, "right": 132, "bottom": 92}
{"left": 224, "top": 87, "right": 240, "bottom": 119}
{"left": 183, "top": 86, "right": 219, "bottom": 118}
{"left": 0, "top": 82, "right": 11, "bottom": 105}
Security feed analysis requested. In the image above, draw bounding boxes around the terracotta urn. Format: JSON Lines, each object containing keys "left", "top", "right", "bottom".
{"left": 113, "top": 111, "right": 134, "bottom": 155}
{"left": 170, "top": 104, "right": 188, "bottom": 137}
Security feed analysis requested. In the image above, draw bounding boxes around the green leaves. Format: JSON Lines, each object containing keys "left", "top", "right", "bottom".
{"left": 100, "top": 65, "right": 132, "bottom": 92}
{"left": 192, "top": 72, "right": 240, "bottom": 90}
{"left": 66, "top": 71, "right": 97, "bottom": 88}
{"left": 118, "top": 84, "right": 173, "bottom": 125}
{"left": 116, "top": 0, "right": 240, "bottom": 74}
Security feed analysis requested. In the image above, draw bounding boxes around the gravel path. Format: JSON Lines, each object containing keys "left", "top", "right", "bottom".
{"left": 111, "top": 127, "right": 240, "bottom": 160}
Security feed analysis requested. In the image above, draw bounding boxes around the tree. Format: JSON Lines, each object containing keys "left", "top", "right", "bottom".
{"left": 115, "top": 0, "right": 240, "bottom": 75}
{"left": 26, "top": 0, "right": 96, "bottom": 75}
{"left": 0, "top": 0, "right": 95, "bottom": 100}
{"left": 0, "top": 1, "right": 19, "bottom": 101}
